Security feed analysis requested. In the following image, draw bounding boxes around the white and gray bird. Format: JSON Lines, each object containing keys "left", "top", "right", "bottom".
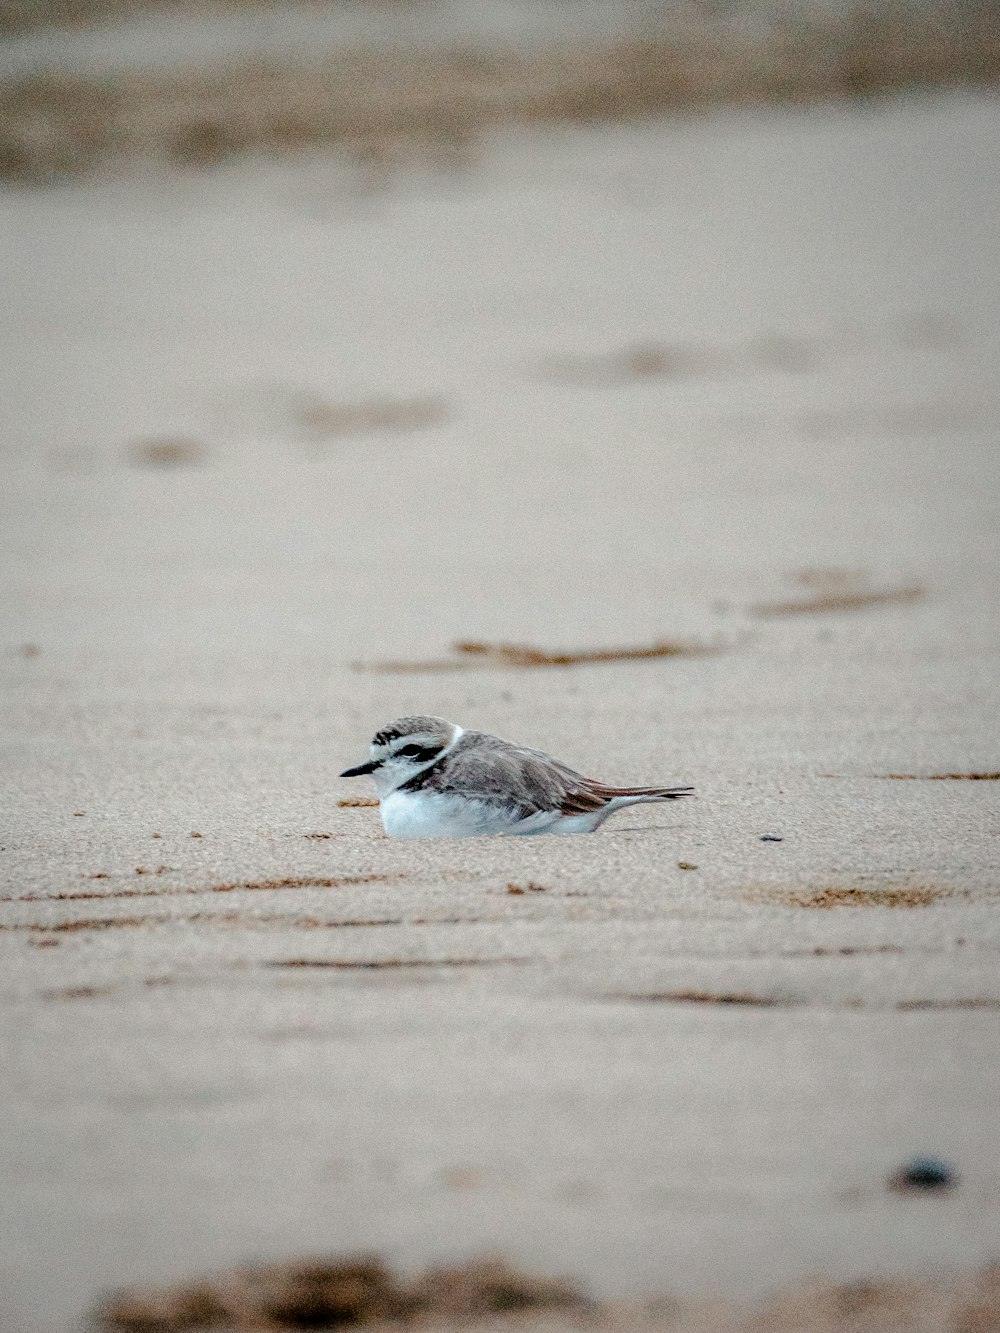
{"left": 340, "top": 716, "right": 693, "bottom": 838}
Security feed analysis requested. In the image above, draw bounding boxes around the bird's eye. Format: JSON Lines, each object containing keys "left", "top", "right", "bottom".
{"left": 397, "top": 744, "right": 422, "bottom": 757}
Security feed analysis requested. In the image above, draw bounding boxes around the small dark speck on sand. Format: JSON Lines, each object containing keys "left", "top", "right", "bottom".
{"left": 129, "top": 436, "right": 205, "bottom": 467}
{"left": 888, "top": 1157, "right": 957, "bottom": 1193}
{"left": 760, "top": 834, "right": 783, "bottom": 842}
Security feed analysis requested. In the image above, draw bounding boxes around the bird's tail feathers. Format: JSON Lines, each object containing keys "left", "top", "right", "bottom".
{"left": 598, "top": 784, "right": 693, "bottom": 802}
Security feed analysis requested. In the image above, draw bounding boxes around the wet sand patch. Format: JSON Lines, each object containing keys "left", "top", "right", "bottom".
{"left": 13, "top": 912, "right": 406, "bottom": 934}
{"left": 96, "top": 1256, "right": 587, "bottom": 1331}
{"left": 44, "top": 985, "right": 115, "bottom": 1001}
{"left": 301, "top": 918, "right": 404, "bottom": 929}
{"left": 210, "top": 875, "right": 391, "bottom": 893}
{"left": 265, "top": 957, "right": 525, "bottom": 971}
{"left": 618, "top": 990, "right": 1000, "bottom": 1012}
{"left": 9, "top": 887, "right": 101, "bottom": 901}
{"left": 5, "top": 874, "right": 398, "bottom": 904}
{"left": 355, "top": 637, "right": 715, "bottom": 672}
{"left": 4, "top": 887, "right": 187, "bottom": 902}
{"left": 615, "top": 990, "right": 794, "bottom": 1006}
{"left": 94, "top": 1253, "right": 1000, "bottom": 1331}
{"left": 750, "top": 884, "right": 955, "bottom": 909}
{"left": 409, "top": 916, "right": 497, "bottom": 925}
{"left": 751, "top": 584, "right": 925, "bottom": 618}
{"left": 801, "top": 945, "right": 905, "bottom": 956}
{"left": 3, "top": 915, "right": 150, "bottom": 933}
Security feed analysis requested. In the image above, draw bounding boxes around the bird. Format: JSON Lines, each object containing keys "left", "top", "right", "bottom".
{"left": 340, "top": 716, "right": 693, "bottom": 838}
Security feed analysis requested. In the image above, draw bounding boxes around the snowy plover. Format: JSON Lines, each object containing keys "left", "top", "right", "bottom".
{"left": 340, "top": 716, "right": 693, "bottom": 838}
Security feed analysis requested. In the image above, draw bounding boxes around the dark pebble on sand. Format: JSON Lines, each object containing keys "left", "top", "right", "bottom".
{"left": 760, "top": 834, "right": 783, "bottom": 842}
{"left": 888, "top": 1157, "right": 957, "bottom": 1192}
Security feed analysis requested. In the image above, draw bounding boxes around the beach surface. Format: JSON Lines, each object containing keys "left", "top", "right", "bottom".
{"left": 2, "top": 62, "right": 999, "bottom": 1331}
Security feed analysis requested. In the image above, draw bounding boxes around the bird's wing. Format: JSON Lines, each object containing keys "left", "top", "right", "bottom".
{"left": 417, "top": 733, "right": 608, "bottom": 817}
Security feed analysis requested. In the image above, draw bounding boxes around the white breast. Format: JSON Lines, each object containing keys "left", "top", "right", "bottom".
{"left": 380, "top": 790, "right": 526, "bottom": 838}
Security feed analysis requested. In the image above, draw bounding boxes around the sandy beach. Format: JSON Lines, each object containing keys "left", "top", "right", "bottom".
{"left": 2, "top": 5, "right": 999, "bottom": 1324}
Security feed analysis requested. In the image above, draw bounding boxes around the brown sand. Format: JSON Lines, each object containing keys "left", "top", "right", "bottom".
{"left": 357, "top": 639, "right": 713, "bottom": 673}
{"left": 2, "top": 3, "right": 1000, "bottom": 182}
{"left": 96, "top": 1255, "right": 1000, "bottom": 1332}
{"left": 1, "top": 31, "right": 999, "bottom": 1333}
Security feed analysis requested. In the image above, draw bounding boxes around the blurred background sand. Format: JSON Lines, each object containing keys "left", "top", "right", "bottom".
{"left": 1, "top": 2, "right": 999, "bottom": 1330}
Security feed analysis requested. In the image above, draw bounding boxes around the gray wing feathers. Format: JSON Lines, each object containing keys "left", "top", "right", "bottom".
{"left": 424, "top": 732, "right": 691, "bottom": 816}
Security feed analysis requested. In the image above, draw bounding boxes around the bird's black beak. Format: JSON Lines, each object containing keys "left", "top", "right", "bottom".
{"left": 340, "top": 759, "right": 381, "bottom": 777}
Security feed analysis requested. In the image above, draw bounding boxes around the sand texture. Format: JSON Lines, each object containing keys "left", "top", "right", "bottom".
{"left": 2, "top": 0, "right": 1000, "bottom": 182}
{"left": 1, "top": 68, "right": 999, "bottom": 1333}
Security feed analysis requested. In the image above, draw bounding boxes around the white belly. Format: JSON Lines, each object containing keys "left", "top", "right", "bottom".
{"left": 378, "top": 790, "right": 607, "bottom": 838}
{"left": 379, "top": 790, "right": 510, "bottom": 838}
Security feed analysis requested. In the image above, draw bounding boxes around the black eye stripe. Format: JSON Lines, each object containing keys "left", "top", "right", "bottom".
{"left": 396, "top": 743, "right": 442, "bottom": 763}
